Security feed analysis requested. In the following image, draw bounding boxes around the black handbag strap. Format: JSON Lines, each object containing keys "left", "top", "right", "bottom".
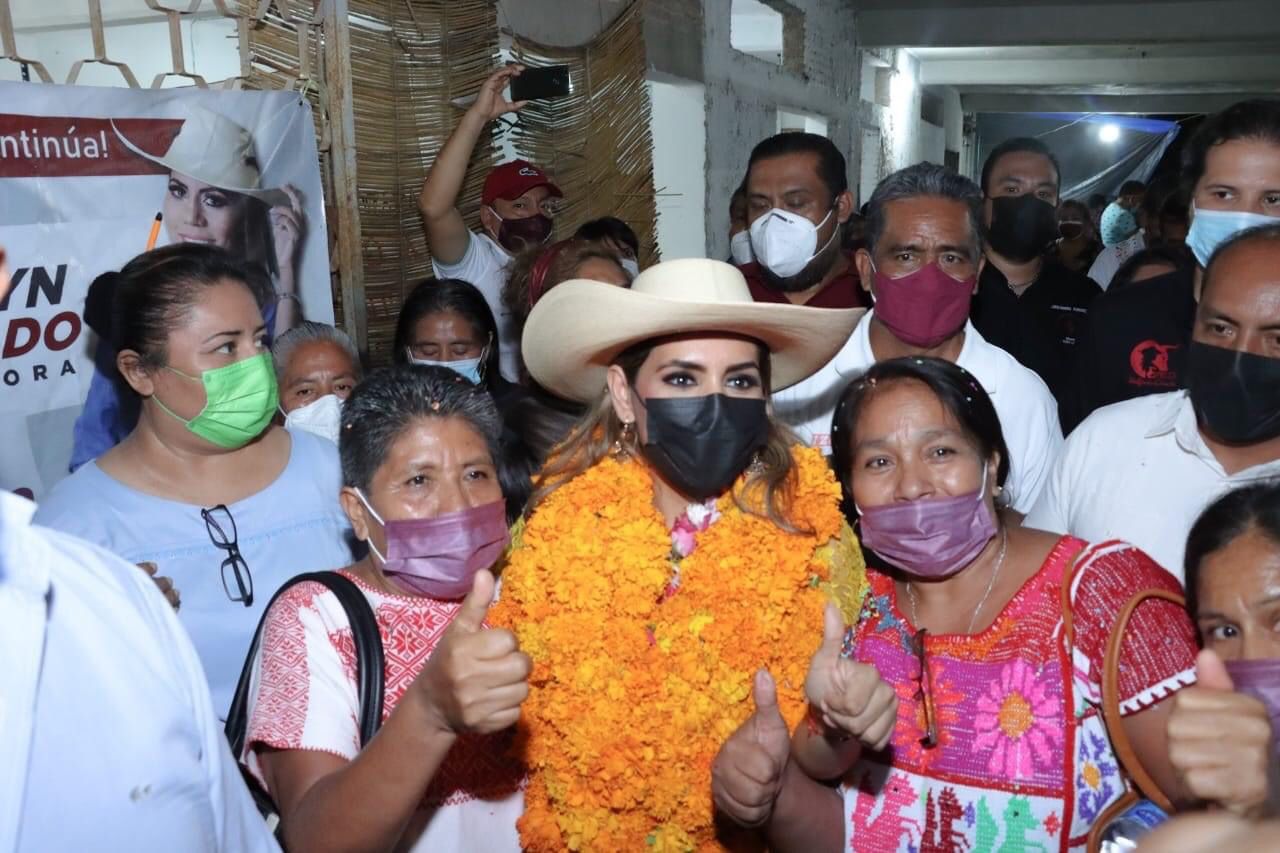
{"left": 226, "top": 571, "right": 386, "bottom": 758}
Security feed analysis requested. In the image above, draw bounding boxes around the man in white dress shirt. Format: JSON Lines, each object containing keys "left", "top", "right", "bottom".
{"left": 773, "top": 163, "right": 1063, "bottom": 513}
{"left": 1028, "top": 224, "right": 1280, "bottom": 581}
{"left": 0, "top": 247, "right": 275, "bottom": 853}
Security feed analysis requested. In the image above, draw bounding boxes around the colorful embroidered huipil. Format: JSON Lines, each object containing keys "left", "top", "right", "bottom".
{"left": 839, "top": 537, "right": 1197, "bottom": 852}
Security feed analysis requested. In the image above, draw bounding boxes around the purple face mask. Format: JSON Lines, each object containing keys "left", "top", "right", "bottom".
{"left": 1224, "top": 658, "right": 1280, "bottom": 761}
{"left": 358, "top": 492, "right": 510, "bottom": 599}
{"left": 857, "top": 479, "right": 997, "bottom": 579}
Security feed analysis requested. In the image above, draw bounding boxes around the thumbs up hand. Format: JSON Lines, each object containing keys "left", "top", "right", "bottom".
{"left": 712, "top": 670, "right": 793, "bottom": 828}
{"left": 804, "top": 604, "right": 897, "bottom": 751}
{"left": 413, "top": 569, "right": 532, "bottom": 736}
{"left": 1167, "top": 649, "right": 1277, "bottom": 818}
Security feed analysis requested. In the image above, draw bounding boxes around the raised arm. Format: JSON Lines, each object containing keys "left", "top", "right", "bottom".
{"left": 419, "top": 66, "right": 527, "bottom": 265}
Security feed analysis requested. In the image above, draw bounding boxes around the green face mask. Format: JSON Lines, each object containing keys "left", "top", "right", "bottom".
{"left": 153, "top": 352, "right": 279, "bottom": 449}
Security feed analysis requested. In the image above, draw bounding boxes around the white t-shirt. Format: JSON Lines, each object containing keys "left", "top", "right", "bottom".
{"left": 1, "top": 491, "right": 277, "bottom": 853}
{"left": 1025, "top": 390, "right": 1280, "bottom": 582}
{"left": 242, "top": 571, "right": 524, "bottom": 852}
{"left": 431, "top": 231, "right": 519, "bottom": 382}
{"left": 772, "top": 312, "right": 1064, "bottom": 513}
{"left": 1087, "top": 230, "right": 1145, "bottom": 290}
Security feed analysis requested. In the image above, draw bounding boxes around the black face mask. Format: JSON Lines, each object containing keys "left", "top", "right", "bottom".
{"left": 988, "top": 195, "right": 1059, "bottom": 263}
{"left": 639, "top": 394, "right": 770, "bottom": 501}
{"left": 1186, "top": 341, "right": 1280, "bottom": 445}
{"left": 495, "top": 213, "right": 553, "bottom": 253}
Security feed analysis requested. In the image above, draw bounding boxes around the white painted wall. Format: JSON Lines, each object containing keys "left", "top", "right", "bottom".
{"left": 701, "top": 0, "right": 860, "bottom": 259}
{"left": 2, "top": 9, "right": 239, "bottom": 87}
{"left": 649, "top": 78, "right": 709, "bottom": 259}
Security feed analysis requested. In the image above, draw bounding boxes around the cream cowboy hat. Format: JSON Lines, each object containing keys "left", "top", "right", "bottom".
{"left": 522, "top": 258, "right": 865, "bottom": 403}
{"left": 113, "top": 107, "right": 290, "bottom": 208}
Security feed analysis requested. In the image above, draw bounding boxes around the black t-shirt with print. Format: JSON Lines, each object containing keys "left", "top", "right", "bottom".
{"left": 971, "top": 258, "right": 1102, "bottom": 413}
{"left": 1060, "top": 268, "right": 1196, "bottom": 433}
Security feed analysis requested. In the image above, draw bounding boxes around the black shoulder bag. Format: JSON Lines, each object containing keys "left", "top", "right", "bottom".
{"left": 225, "top": 571, "right": 386, "bottom": 839}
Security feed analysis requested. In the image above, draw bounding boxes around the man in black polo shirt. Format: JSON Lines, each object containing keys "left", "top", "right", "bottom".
{"left": 971, "top": 138, "right": 1101, "bottom": 410}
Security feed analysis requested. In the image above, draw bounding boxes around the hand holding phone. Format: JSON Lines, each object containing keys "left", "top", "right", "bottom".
{"left": 509, "top": 65, "right": 571, "bottom": 102}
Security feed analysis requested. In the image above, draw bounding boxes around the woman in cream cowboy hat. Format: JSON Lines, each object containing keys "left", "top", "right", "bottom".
{"left": 70, "top": 108, "right": 310, "bottom": 471}
{"left": 489, "top": 258, "right": 871, "bottom": 851}
{"left": 116, "top": 106, "right": 306, "bottom": 333}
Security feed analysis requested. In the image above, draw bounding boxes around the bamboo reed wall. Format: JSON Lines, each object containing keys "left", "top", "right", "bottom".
{"left": 2, "top": 0, "right": 660, "bottom": 362}
{"left": 508, "top": 1, "right": 659, "bottom": 267}
{"left": 245, "top": 0, "right": 499, "bottom": 365}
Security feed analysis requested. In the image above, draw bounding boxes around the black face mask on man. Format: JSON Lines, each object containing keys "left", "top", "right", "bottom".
{"left": 638, "top": 394, "right": 770, "bottom": 501}
{"left": 988, "top": 195, "right": 1059, "bottom": 263}
{"left": 1186, "top": 341, "right": 1280, "bottom": 445}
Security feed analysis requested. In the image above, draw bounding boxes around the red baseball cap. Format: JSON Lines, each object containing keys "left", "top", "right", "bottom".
{"left": 482, "top": 159, "right": 562, "bottom": 206}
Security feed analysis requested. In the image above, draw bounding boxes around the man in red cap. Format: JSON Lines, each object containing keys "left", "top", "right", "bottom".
{"left": 419, "top": 65, "right": 562, "bottom": 381}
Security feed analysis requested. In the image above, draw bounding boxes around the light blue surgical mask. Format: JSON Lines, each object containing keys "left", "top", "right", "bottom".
{"left": 406, "top": 349, "right": 486, "bottom": 385}
{"left": 1187, "top": 203, "right": 1280, "bottom": 266}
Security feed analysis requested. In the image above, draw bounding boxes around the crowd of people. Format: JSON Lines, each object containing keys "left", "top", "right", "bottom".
{"left": 5, "top": 64, "right": 1280, "bottom": 853}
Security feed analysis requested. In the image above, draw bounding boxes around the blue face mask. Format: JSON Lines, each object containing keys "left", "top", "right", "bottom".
{"left": 1187, "top": 204, "right": 1280, "bottom": 266}
{"left": 406, "top": 350, "right": 485, "bottom": 385}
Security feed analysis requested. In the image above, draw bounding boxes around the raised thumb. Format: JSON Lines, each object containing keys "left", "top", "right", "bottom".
{"left": 453, "top": 568, "right": 496, "bottom": 633}
{"left": 1196, "top": 648, "right": 1235, "bottom": 692}
{"left": 820, "top": 603, "right": 847, "bottom": 656}
{"left": 752, "top": 669, "right": 784, "bottom": 731}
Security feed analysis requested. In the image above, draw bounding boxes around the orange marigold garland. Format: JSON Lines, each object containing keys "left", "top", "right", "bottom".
{"left": 490, "top": 446, "right": 867, "bottom": 851}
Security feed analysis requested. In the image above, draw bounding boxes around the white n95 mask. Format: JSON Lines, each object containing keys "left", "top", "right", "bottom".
{"left": 284, "top": 393, "right": 343, "bottom": 444}
{"left": 748, "top": 207, "right": 835, "bottom": 278}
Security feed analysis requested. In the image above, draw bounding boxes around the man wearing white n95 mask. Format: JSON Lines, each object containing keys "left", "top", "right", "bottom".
{"left": 0, "top": 249, "right": 276, "bottom": 853}
{"left": 273, "top": 321, "right": 363, "bottom": 445}
{"left": 738, "top": 132, "right": 868, "bottom": 310}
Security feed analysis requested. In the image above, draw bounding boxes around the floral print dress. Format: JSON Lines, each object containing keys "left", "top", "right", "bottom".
{"left": 839, "top": 536, "right": 1196, "bottom": 852}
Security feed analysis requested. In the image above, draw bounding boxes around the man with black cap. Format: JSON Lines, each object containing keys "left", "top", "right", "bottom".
{"left": 971, "top": 137, "right": 1101, "bottom": 410}
{"left": 419, "top": 65, "right": 563, "bottom": 382}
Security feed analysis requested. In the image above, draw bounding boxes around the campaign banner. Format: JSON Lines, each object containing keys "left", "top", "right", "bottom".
{"left": 0, "top": 83, "right": 333, "bottom": 499}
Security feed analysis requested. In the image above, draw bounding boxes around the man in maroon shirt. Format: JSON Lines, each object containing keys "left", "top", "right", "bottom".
{"left": 739, "top": 132, "right": 866, "bottom": 309}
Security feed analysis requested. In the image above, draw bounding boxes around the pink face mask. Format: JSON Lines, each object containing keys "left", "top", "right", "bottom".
{"left": 856, "top": 478, "right": 997, "bottom": 579}
{"left": 870, "top": 261, "right": 975, "bottom": 349}
{"left": 357, "top": 492, "right": 510, "bottom": 599}
{"left": 1224, "top": 658, "right": 1280, "bottom": 761}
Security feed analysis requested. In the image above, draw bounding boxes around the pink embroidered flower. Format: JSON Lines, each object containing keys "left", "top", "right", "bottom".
{"left": 972, "top": 659, "right": 1063, "bottom": 780}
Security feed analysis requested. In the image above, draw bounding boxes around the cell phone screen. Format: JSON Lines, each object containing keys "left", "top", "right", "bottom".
{"left": 510, "top": 65, "right": 571, "bottom": 102}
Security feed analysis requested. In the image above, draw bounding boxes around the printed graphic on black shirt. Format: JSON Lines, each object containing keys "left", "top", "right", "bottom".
{"left": 1129, "top": 340, "right": 1180, "bottom": 388}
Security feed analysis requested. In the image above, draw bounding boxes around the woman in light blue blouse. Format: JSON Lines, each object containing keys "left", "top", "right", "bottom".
{"left": 36, "top": 244, "right": 352, "bottom": 715}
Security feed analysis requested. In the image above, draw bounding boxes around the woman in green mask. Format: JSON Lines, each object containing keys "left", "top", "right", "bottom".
{"left": 35, "top": 244, "right": 354, "bottom": 717}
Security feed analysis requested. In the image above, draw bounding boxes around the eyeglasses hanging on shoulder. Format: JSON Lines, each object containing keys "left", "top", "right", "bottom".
{"left": 202, "top": 504, "right": 254, "bottom": 607}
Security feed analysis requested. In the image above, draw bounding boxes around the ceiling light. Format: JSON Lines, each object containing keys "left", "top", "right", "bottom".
{"left": 1099, "top": 123, "right": 1121, "bottom": 144}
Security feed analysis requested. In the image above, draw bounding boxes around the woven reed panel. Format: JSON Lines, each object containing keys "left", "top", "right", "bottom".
{"left": 246, "top": 0, "right": 498, "bottom": 365}
{"left": 508, "top": 0, "right": 659, "bottom": 268}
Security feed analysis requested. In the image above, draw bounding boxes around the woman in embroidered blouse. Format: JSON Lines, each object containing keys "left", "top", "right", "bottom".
{"left": 239, "top": 365, "right": 531, "bottom": 852}
{"left": 713, "top": 357, "right": 1202, "bottom": 852}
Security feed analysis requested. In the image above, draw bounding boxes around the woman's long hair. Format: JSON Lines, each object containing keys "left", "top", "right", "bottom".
{"left": 527, "top": 337, "right": 804, "bottom": 531}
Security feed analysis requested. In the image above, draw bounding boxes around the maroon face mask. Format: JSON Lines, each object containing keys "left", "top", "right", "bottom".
{"left": 358, "top": 493, "right": 510, "bottom": 599}
{"left": 492, "top": 208, "right": 553, "bottom": 253}
{"left": 1224, "top": 658, "right": 1280, "bottom": 761}
{"left": 871, "top": 261, "right": 975, "bottom": 349}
